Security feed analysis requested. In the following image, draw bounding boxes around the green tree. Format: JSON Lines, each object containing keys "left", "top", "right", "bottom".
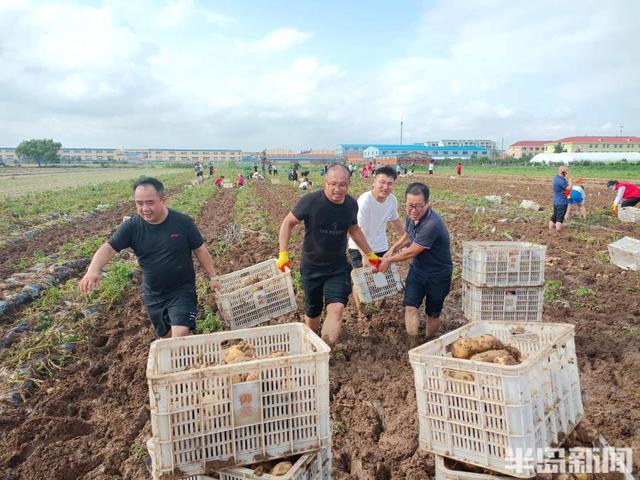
{"left": 15, "top": 139, "right": 62, "bottom": 167}
{"left": 553, "top": 142, "right": 565, "bottom": 153}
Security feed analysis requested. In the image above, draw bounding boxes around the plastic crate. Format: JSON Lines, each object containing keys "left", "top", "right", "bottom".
{"left": 214, "top": 259, "right": 297, "bottom": 330}
{"left": 147, "top": 441, "right": 331, "bottom": 480}
{"left": 435, "top": 455, "right": 519, "bottom": 480}
{"left": 220, "top": 447, "right": 331, "bottom": 480}
{"left": 462, "top": 282, "right": 543, "bottom": 322}
{"left": 351, "top": 264, "right": 403, "bottom": 304}
{"left": 462, "top": 242, "right": 546, "bottom": 287}
{"left": 608, "top": 236, "right": 640, "bottom": 271}
{"left": 146, "top": 323, "right": 331, "bottom": 478}
{"left": 618, "top": 206, "right": 640, "bottom": 223}
{"left": 409, "top": 321, "right": 583, "bottom": 478}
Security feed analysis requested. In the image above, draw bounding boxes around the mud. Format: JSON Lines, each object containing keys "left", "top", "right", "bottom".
{"left": 0, "top": 175, "right": 638, "bottom": 479}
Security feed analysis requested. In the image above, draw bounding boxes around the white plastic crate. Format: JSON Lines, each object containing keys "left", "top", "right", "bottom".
{"left": 351, "top": 264, "right": 403, "bottom": 304}
{"left": 462, "top": 282, "right": 543, "bottom": 322}
{"left": 462, "top": 242, "right": 546, "bottom": 287}
{"left": 435, "top": 455, "right": 518, "bottom": 480}
{"left": 618, "top": 206, "right": 640, "bottom": 223}
{"left": 146, "top": 323, "right": 331, "bottom": 478}
{"left": 147, "top": 441, "right": 331, "bottom": 480}
{"left": 220, "top": 447, "right": 331, "bottom": 480}
{"left": 409, "top": 321, "right": 583, "bottom": 478}
{"left": 214, "top": 259, "right": 297, "bottom": 329}
{"left": 608, "top": 236, "right": 640, "bottom": 271}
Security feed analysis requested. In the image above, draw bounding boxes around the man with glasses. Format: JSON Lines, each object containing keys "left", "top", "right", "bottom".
{"left": 277, "top": 163, "right": 379, "bottom": 347}
{"left": 348, "top": 166, "right": 404, "bottom": 268}
{"left": 377, "top": 182, "right": 452, "bottom": 346}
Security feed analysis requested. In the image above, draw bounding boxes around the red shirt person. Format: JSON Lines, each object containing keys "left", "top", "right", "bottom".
{"left": 608, "top": 180, "right": 640, "bottom": 211}
{"left": 214, "top": 176, "right": 224, "bottom": 187}
{"left": 456, "top": 163, "right": 462, "bottom": 176}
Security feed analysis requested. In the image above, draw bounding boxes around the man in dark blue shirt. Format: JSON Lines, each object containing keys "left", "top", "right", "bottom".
{"left": 549, "top": 165, "right": 571, "bottom": 232}
{"left": 378, "top": 182, "right": 453, "bottom": 346}
{"left": 79, "top": 177, "right": 220, "bottom": 338}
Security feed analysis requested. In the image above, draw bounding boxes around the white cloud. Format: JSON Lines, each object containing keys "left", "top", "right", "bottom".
{"left": 0, "top": 0, "right": 638, "bottom": 150}
{"left": 245, "top": 28, "right": 313, "bottom": 53}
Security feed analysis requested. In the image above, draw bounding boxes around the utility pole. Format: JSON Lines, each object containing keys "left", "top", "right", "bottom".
{"left": 620, "top": 125, "right": 624, "bottom": 136}
{"left": 400, "top": 121, "right": 403, "bottom": 145}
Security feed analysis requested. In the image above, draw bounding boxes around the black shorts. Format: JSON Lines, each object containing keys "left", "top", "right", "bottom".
{"left": 550, "top": 204, "right": 568, "bottom": 223}
{"left": 403, "top": 267, "right": 452, "bottom": 318}
{"left": 348, "top": 249, "right": 387, "bottom": 268}
{"left": 144, "top": 287, "right": 197, "bottom": 337}
{"left": 301, "top": 264, "right": 352, "bottom": 318}
{"left": 621, "top": 197, "right": 640, "bottom": 208}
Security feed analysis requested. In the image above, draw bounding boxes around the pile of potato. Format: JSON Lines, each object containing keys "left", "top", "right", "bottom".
{"left": 240, "top": 272, "right": 271, "bottom": 289}
{"left": 221, "top": 341, "right": 287, "bottom": 383}
{"left": 449, "top": 334, "right": 522, "bottom": 365}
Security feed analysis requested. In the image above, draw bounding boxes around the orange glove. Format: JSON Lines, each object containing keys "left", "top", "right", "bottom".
{"left": 366, "top": 251, "right": 381, "bottom": 269}
{"left": 611, "top": 204, "right": 618, "bottom": 216}
{"left": 277, "top": 251, "right": 292, "bottom": 272}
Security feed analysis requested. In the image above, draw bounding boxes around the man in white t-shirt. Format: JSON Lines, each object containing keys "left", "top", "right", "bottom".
{"left": 348, "top": 166, "right": 404, "bottom": 267}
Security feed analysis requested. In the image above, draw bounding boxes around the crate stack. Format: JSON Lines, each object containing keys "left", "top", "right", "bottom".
{"left": 461, "top": 241, "right": 546, "bottom": 322}
{"left": 409, "top": 321, "right": 584, "bottom": 479}
{"left": 146, "top": 323, "right": 332, "bottom": 480}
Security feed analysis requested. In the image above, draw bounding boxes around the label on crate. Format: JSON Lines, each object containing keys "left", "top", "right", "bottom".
{"left": 232, "top": 381, "right": 262, "bottom": 426}
{"left": 507, "top": 250, "right": 520, "bottom": 272}
{"left": 504, "top": 291, "right": 517, "bottom": 311}
{"left": 372, "top": 273, "right": 388, "bottom": 288}
{"left": 253, "top": 289, "right": 267, "bottom": 309}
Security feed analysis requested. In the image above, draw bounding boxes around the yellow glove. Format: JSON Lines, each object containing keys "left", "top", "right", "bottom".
{"left": 611, "top": 204, "right": 618, "bottom": 216}
{"left": 366, "top": 251, "right": 381, "bottom": 269}
{"left": 277, "top": 251, "right": 292, "bottom": 272}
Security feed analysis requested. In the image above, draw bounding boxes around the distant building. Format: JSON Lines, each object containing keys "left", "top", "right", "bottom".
{"left": 0, "top": 147, "right": 242, "bottom": 164}
{"left": 543, "top": 136, "right": 640, "bottom": 153}
{"left": 428, "top": 139, "right": 497, "bottom": 151}
{"left": 265, "top": 152, "right": 339, "bottom": 163}
{"left": 338, "top": 144, "right": 488, "bottom": 160}
{"left": 0, "top": 147, "right": 18, "bottom": 164}
{"left": 507, "top": 141, "right": 551, "bottom": 158}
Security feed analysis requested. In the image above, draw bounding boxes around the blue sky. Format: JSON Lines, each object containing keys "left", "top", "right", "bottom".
{"left": 0, "top": 0, "right": 638, "bottom": 151}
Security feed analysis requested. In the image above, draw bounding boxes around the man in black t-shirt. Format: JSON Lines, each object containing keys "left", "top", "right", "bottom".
{"left": 78, "top": 177, "right": 220, "bottom": 338}
{"left": 277, "top": 164, "right": 379, "bottom": 347}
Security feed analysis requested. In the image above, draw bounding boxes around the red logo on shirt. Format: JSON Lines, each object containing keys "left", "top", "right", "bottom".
{"left": 170, "top": 233, "right": 180, "bottom": 238}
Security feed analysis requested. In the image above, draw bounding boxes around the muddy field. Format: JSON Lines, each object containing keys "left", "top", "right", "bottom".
{"left": 0, "top": 172, "right": 638, "bottom": 479}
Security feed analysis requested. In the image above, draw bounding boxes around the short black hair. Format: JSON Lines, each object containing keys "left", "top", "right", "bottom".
{"left": 374, "top": 166, "right": 397, "bottom": 179}
{"left": 133, "top": 177, "right": 165, "bottom": 196}
{"left": 406, "top": 182, "right": 430, "bottom": 202}
{"left": 607, "top": 180, "right": 618, "bottom": 188}
{"left": 326, "top": 163, "right": 351, "bottom": 178}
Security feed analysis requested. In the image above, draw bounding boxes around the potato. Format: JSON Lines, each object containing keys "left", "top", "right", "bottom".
{"left": 270, "top": 461, "right": 293, "bottom": 476}
{"left": 223, "top": 341, "right": 256, "bottom": 364}
{"left": 573, "top": 422, "right": 599, "bottom": 445}
{"left": 245, "top": 372, "right": 259, "bottom": 381}
{"left": 573, "top": 473, "right": 595, "bottom": 480}
{"left": 265, "top": 351, "right": 287, "bottom": 358}
{"left": 450, "top": 336, "right": 475, "bottom": 359}
{"left": 470, "top": 335, "right": 505, "bottom": 354}
{"left": 444, "top": 369, "right": 475, "bottom": 382}
{"left": 470, "top": 350, "right": 518, "bottom": 365}
{"left": 503, "top": 344, "right": 522, "bottom": 362}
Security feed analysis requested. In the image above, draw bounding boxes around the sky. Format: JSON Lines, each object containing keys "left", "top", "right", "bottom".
{"left": 0, "top": 0, "right": 639, "bottom": 151}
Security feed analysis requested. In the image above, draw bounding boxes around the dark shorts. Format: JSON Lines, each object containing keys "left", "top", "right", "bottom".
{"left": 403, "top": 267, "right": 452, "bottom": 318}
{"left": 348, "top": 249, "right": 387, "bottom": 268}
{"left": 144, "top": 287, "right": 197, "bottom": 337}
{"left": 301, "top": 264, "right": 352, "bottom": 318}
{"left": 550, "top": 204, "right": 568, "bottom": 223}
{"left": 621, "top": 197, "right": 640, "bottom": 208}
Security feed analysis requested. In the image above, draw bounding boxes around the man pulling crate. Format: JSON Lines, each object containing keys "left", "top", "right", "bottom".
{"left": 347, "top": 165, "right": 404, "bottom": 268}
{"left": 277, "top": 163, "right": 379, "bottom": 347}
{"left": 377, "top": 182, "right": 453, "bottom": 346}
{"left": 79, "top": 177, "right": 220, "bottom": 338}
